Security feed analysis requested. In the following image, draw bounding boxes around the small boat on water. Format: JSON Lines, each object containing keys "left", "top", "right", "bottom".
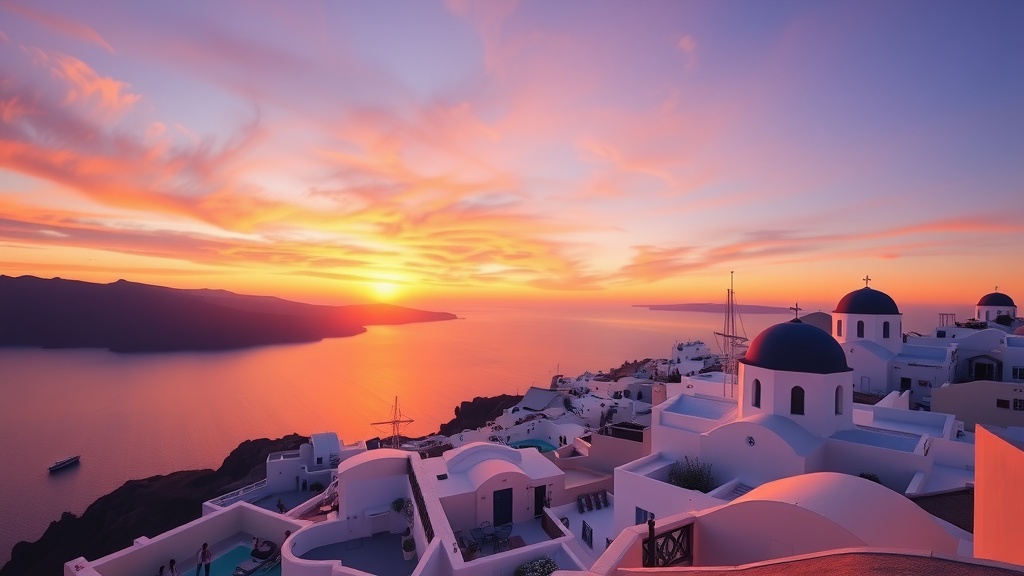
{"left": 49, "top": 455, "right": 80, "bottom": 472}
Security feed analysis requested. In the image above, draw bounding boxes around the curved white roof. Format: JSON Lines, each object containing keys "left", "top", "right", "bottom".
{"left": 465, "top": 459, "right": 524, "bottom": 490}
{"left": 443, "top": 441, "right": 522, "bottom": 473}
{"left": 336, "top": 447, "right": 409, "bottom": 475}
{"left": 733, "top": 472, "right": 956, "bottom": 551}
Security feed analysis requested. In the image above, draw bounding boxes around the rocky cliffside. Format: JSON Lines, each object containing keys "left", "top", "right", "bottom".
{"left": 0, "top": 276, "right": 456, "bottom": 352}
{"left": 435, "top": 394, "right": 523, "bottom": 436}
{"left": 4, "top": 395, "right": 525, "bottom": 576}
{"left": 0, "top": 435, "right": 306, "bottom": 576}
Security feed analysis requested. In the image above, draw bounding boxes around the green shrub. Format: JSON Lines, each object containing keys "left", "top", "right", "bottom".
{"left": 309, "top": 482, "right": 325, "bottom": 493}
{"left": 403, "top": 538, "right": 416, "bottom": 552}
{"left": 514, "top": 557, "right": 558, "bottom": 576}
{"left": 668, "top": 456, "right": 714, "bottom": 493}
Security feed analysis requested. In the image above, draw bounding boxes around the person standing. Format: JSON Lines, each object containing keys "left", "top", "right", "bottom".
{"left": 168, "top": 558, "right": 178, "bottom": 576}
{"left": 195, "top": 543, "right": 212, "bottom": 576}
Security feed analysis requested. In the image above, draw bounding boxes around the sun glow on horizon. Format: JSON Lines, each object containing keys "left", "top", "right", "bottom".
{"left": 369, "top": 281, "right": 402, "bottom": 302}
{"left": 0, "top": 1, "right": 1020, "bottom": 305}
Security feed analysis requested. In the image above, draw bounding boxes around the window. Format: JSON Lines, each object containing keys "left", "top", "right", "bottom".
{"left": 997, "top": 399, "right": 1010, "bottom": 409}
{"left": 900, "top": 378, "right": 911, "bottom": 391}
{"left": 635, "top": 507, "right": 652, "bottom": 525}
{"left": 791, "top": 386, "right": 805, "bottom": 415}
{"left": 1014, "top": 399, "right": 1024, "bottom": 411}
{"left": 917, "top": 380, "right": 930, "bottom": 387}
{"left": 883, "top": 321, "right": 890, "bottom": 339}
{"left": 1013, "top": 367, "right": 1024, "bottom": 381}
{"left": 835, "top": 385, "right": 843, "bottom": 415}
{"left": 752, "top": 379, "right": 761, "bottom": 408}
{"left": 582, "top": 520, "right": 594, "bottom": 549}
{"left": 836, "top": 319, "right": 843, "bottom": 337}
{"left": 937, "top": 330, "right": 946, "bottom": 338}
{"left": 856, "top": 320, "right": 865, "bottom": 338}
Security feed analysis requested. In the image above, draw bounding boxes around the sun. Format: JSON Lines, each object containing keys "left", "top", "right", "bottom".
{"left": 369, "top": 281, "right": 401, "bottom": 301}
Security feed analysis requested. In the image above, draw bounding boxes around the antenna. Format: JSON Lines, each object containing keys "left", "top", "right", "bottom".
{"left": 371, "top": 397, "right": 414, "bottom": 449}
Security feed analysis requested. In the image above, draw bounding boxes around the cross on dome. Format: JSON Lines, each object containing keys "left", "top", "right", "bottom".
{"left": 789, "top": 303, "right": 802, "bottom": 319}
{"left": 863, "top": 275, "right": 872, "bottom": 287}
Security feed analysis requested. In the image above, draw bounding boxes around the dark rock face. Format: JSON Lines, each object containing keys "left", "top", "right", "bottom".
{"left": 0, "top": 435, "right": 306, "bottom": 576}
{"left": 435, "top": 395, "right": 523, "bottom": 436}
{"left": 4, "top": 393, "right": 526, "bottom": 576}
{"left": 0, "top": 275, "right": 456, "bottom": 352}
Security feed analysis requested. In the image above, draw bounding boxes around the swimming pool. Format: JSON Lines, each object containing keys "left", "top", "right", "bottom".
{"left": 205, "top": 544, "right": 281, "bottom": 576}
{"left": 510, "top": 439, "right": 557, "bottom": 453}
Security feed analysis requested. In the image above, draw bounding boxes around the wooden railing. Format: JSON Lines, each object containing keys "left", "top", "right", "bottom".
{"left": 642, "top": 518, "right": 692, "bottom": 567}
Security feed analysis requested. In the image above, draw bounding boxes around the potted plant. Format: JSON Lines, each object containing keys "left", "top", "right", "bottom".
{"left": 402, "top": 537, "right": 416, "bottom": 560}
{"left": 390, "top": 497, "right": 412, "bottom": 533}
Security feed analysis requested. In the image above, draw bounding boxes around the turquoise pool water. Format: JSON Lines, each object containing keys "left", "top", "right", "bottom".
{"left": 205, "top": 544, "right": 281, "bottom": 576}
{"left": 510, "top": 439, "right": 557, "bottom": 453}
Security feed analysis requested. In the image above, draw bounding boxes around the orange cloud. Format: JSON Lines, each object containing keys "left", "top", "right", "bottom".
{"left": 31, "top": 49, "right": 140, "bottom": 117}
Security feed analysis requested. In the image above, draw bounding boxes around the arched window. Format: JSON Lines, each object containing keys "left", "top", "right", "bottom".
{"left": 836, "top": 319, "right": 843, "bottom": 337}
{"left": 856, "top": 320, "right": 865, "bottom": 338}
{"left": 752, "top": 379, "right": 761, "bottom": 408}
{"left": 791, "top": 386, "right": 805, "bottom": 415}
{"left": 835, "top": 385, "right": 843, "bottom": 415}
{"left": 883, "top": 321, "right": 890, "bottom": 339}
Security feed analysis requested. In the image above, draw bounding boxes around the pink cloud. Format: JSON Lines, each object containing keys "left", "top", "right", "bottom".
{"left": 2, "top": 1, "right": 115, "bottom": 53}
{"left": 677, "top": 34, "right": 697, "bottom": 69}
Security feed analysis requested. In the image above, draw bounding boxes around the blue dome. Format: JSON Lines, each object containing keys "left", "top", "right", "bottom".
{"left": 740, "top": 320, "right": 851, "bottom": 375}
{"left": 978, "top": 292, "right": 1015, "bottom": 307}
{"left": 833, "top": 287, "right": 900, "bottom": 315}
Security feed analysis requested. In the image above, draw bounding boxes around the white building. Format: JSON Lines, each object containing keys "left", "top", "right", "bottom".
{"left": 977, "top": 291, "right": 1017, "bottom": 324}
{"left": 616, "top": 318, "right": 974, "bottom": 542}
{"left": 905, "top": 290, "right": 1023, "bottom": 392}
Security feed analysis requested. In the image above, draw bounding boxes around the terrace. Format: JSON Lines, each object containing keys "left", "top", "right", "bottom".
{"left": 297, "top": 532, "right": 417, "bottom": 576}
{"left": 454, "top": 515, "right": 562, "bottom": 561}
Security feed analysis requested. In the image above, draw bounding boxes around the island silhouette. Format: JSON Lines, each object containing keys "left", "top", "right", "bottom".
{"left": 0, "top": 275, "right": 456, "bottom": 352}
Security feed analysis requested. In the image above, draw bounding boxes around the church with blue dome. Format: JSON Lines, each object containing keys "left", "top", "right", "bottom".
{"left": 616, "top": 294, "right": 977, "bottom": 527}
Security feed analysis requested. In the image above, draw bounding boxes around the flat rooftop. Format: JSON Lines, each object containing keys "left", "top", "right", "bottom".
{"left": 830, "top": 427, "right": 921, "bottom": 453}
{"left": 665, "top": 394, "right": 736, "bottom": 420}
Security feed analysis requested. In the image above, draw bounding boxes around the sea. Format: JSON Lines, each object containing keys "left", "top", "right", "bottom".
{"left": 0, "top": 303, "right": 951, "bottom": 567}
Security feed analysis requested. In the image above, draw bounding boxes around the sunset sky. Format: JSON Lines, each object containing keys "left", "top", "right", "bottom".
{"left": 1, "top": 0, "right": 1022, "bottom": 310}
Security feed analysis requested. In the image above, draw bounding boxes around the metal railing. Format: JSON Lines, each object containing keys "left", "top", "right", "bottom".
{"left": 209, "top": 479, "right": 268, "bottom": 507}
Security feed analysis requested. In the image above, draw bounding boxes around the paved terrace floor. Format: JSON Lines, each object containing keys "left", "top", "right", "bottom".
{"left": 299, "top": 532, "right": 417, "bottom": 576}
{"left": 461, "top": 516, "right": 557, "bottom": 561}
{"left": 553, "top": 500, "right": 616, "bottom": 568}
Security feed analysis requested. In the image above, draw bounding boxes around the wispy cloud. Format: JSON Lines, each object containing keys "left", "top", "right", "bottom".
{"left": 0, "top": 1, "right": 1021, "bottom": 303}
{"left": 2, "top": 0, "right": 115, "bottom": 53}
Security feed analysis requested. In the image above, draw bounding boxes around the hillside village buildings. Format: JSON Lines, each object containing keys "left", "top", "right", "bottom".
{"left": 64, "top": 285, "right": 1024, "bottom": 576}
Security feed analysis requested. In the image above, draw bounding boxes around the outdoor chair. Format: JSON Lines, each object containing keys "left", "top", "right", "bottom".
{"left": 494, "top": 524, "right": 513, "bottom": 553}
{"left": 470, "top": 527, "right": 486, "bottom": 544}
